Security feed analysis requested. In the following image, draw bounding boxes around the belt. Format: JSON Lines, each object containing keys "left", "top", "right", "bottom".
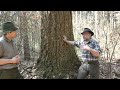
{"left": 0, "top": 67, "right": 18, "bottom": 70}
{"left": 82, "top": 60, "right": 98, "bottom": 64}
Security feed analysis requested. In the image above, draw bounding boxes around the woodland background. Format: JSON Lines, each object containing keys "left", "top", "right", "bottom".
{"left": 0, "top": 11, "right": 120, "bottom": 79}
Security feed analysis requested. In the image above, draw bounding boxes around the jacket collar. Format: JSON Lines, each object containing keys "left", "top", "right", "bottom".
{"left": 3, "top": 35, "right": 13, "bottom": 43}
{"left": 83, "top": 38, "right": 93, "bottom": 44}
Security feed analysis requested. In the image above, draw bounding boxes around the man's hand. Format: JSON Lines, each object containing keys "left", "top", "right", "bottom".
{"left": 62, "top": 35, "right": 75, "bottom": 45}
{"left": 81, "top": 45, "right": 91, "bottom": 51}
{"left": 63, "top": 35, "right": 67, "bottom": 42}
{"left": 11, "top": 55, "right": 21, "bottom": 64}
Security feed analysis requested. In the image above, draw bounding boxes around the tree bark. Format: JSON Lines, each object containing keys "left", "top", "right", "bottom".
{"left": 19, "top": 11, "right": 31, "bottom": 61}
{"left": 36, "top": 11, "right": 80, "bottom": 79}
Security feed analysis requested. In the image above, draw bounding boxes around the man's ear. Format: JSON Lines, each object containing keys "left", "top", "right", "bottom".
{"left": 6, "top": 32, "right": 11, "bottom": 36}
{"left": 8, "top": 31, "right": 12, "bottom": 34}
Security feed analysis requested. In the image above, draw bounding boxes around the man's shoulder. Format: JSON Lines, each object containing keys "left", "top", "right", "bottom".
{"left": 0, "top": 37, "right": 4, "bottom": 42}
{"left": 0, "top": 36, "right": 7, "bottom": 46}
{"left": 0, "top": 37, "right": 4, "bottom": 47}
{"left": 75, "top": 40, "right": 82, "bottom": 43}
{"left": 91, "top": 38, "right": 99, "bottom": 44}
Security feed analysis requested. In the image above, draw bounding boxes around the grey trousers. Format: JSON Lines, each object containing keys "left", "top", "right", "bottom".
{"left": 0, "top": 67, "right": 23, "bottom": 79}
{"left": 77, "top": 60, "right": 99, "bottom": 79}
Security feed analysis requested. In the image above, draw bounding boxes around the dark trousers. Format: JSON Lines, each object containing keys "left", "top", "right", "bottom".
{"left": 77, "top": 60, "right": 99, "bottom": 79}
{"left": 0, "top": 67, "right": 23, "bottom": 79}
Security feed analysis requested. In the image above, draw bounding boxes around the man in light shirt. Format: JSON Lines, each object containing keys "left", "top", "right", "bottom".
{"left": 0, "top": 22, "right": 23, "bottom": 79}
{"left": 63, "top": 28, "right": 101, "bottom": 79}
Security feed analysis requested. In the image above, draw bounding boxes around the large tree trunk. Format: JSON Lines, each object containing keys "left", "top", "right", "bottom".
{"left": 36, "top": 11, "right": 80, "bottom": 79}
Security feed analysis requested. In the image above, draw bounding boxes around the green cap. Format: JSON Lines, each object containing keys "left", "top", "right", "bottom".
{"left": 2, "top": 21, "right": 18, "bottom": 34}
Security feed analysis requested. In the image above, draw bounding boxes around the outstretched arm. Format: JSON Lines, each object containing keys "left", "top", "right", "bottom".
{"left": 63, "top": 35, "right": 75, "bottom": 45}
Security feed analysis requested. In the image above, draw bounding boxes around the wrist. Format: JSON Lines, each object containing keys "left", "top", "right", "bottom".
{"left": 7, "top": 59, "right": 13, "bottom": 64}
{"left": 88, "top": 48, "right": 92, "bottom": 51}
{"left": 8, "top": 59, "right": 15, "bottom": 64}
{"left": 64, "top": 39, "right": 67, "bottom": 42}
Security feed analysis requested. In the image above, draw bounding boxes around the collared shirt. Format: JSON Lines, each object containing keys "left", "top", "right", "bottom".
{"left": 0, "top": 36, "right": 18, "bottom": 69}
{"left": 74, "top": 38, "right": 101, "bottom": 62}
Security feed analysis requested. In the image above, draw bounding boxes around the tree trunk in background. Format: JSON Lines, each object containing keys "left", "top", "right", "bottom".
{"left": 36, "top": 11, "right": 80, "bottom": 79}
{"left": 19, "top": 11, "right": 31, "bottom": 61}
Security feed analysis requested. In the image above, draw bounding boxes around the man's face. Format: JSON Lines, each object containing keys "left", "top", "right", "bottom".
{"left": 8, "top": 31, "right": 17, "bottom": 39}
{"left": 82, "top": 32, "right": 92, "bottom": 41}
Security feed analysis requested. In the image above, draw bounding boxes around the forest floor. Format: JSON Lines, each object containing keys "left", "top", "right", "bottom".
{"left": 99, "top": 59, "right": 120, "bottom": 79}
{"left": 18, "top": 58, "right": 120, "bottom": 79}
{"left": 18, "top": 60, "right": 38, "bottom": 79}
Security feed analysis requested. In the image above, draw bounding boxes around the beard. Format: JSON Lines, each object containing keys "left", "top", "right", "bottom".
{"left": 83, "top": 37, "right": 91, "bottom": 41}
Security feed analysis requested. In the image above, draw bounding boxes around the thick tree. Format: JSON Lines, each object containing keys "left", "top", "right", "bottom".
{"left": 36, "top": 11, "right": 80, "bottom": 79}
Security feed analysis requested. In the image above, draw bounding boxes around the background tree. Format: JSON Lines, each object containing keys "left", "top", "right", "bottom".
{"left": 0, "top": 11, "right": 120, "bottom": 79}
